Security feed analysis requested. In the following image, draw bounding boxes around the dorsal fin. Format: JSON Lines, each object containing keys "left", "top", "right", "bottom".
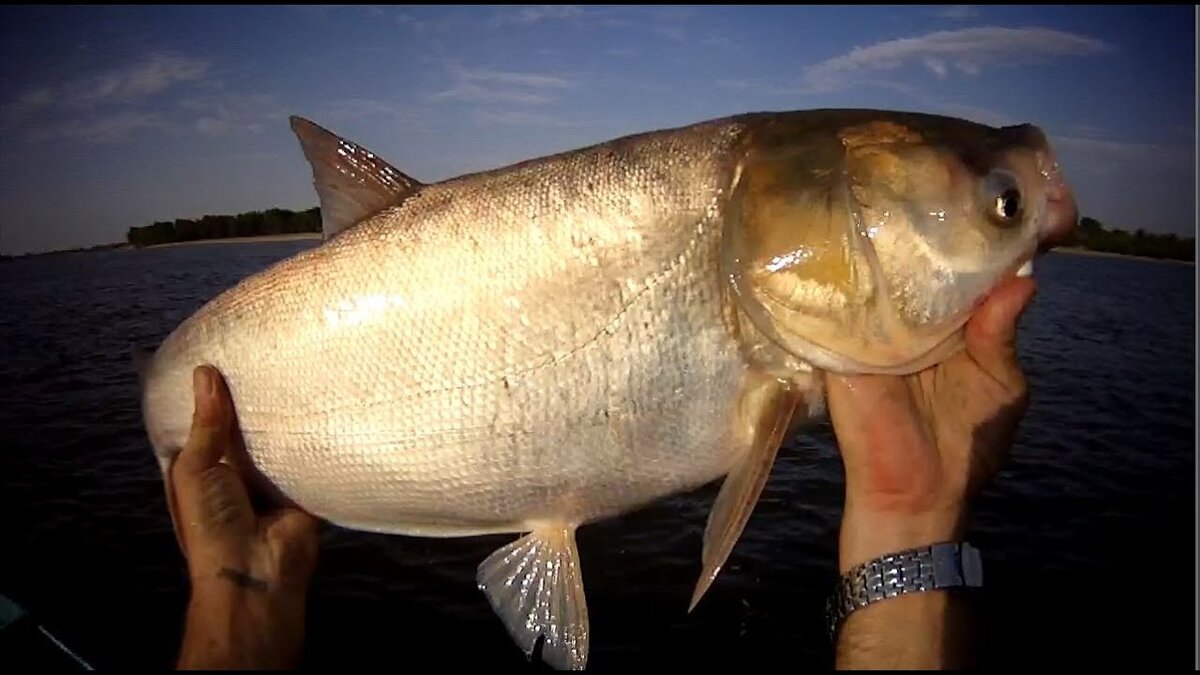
{"left": 289, "top": 116, "right": 423, "bottom": 240}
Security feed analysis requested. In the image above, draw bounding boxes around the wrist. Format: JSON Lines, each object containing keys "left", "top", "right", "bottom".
{"left": 178, "top": 575, "right": 308, "bottom": 669}
{"left": 838, "top": 502, "right": 967, "bottom": 574}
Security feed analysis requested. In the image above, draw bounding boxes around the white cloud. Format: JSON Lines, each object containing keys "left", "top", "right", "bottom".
{"left": 181, "top": 93, "right": 286, "bottom": 137}
{"left": 472, "top": 110, "right": 593, "bottom": 128}
{"left": 653, "top": 24, "right": 687, "bottom": 43}
{"left": 489, "top": 5, "right": 629, "bottom": 29}
{"left": 395, "top": 10, "right": 476, "bottom": 38}
{"left": 926, "top": 102, "right": 1016, "bottom": 127}
{"left": 801, "top": 27, "right": 1111, "bottom": 93}
{"left": 76, "top": 54, "right": 208, "bottom": 107}
{"left": 324, "top": 98, "right": 411, "bottom": 120}
{"left": 430, "top": 64, "right": 572, "bottom": 105}
{"left": 319, "top": 98, "right": 430, "bottom": 132}
{"left": 394, "top": 11, "right": 429, "bottom": 33}
{"left": 930, "top": 5, "right": 978, "bottom": 20}
{"left": 1052, "top": 135, "right": 1171, "bottom": 162}
{"left": 0, "top": 53, "right": 213, "bottom": 143}
{"left": 1064, "top": 123, "right": 1108, "bottom": 138}
{"left": 605, "top": 46, "right": 640, "bottom": 58}
{"left": 715, "top": 73, "right": 1019, "bottom": 129}
{"left": 0, "top": 88, "right": 54, "bottom": 127}
{"left": 490, "top": 5, "right": 584, "bottom": 27}
{"left": 487, "top": 5, "right": 695, "bottom": 40}
{"left": 290, "top": 5, "right": 340, "bottom": 16}
{"left": 26, "top": 111, "right": 174, "bottom": 143}
{"left": 2, "top": 54, "right": 209, "bottom": 129}
{"left": 1050, "top": 134, "right": 1193, "bottom": 180}
{"left": 715, "top": 78, "right": 765, "bottom": 90}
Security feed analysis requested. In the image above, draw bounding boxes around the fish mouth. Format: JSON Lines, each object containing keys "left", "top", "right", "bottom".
{"left": 967, "top": 246, "right": 1036, "bottom": 317}
{"left": 1036, "top": 149, "right": 1079, "bottom": 252}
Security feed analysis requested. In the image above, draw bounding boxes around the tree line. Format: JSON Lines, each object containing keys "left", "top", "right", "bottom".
{"left": 124, "top": 206, "right": 1193, "bottom": 262}
{"left": 125, "top": 207, "right": 321, "bottom": 248}
{"left": 1058, "top": 217, "right": 1194, "bottom": 261}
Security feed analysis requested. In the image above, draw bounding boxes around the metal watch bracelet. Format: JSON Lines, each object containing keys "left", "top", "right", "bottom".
{"left": 825, "top": 541, "right": 983, "bottom": 641}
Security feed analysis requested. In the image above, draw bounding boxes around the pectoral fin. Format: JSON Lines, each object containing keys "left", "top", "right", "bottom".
{"left": 689, "top": 379, "right": 801, "bottom": 612}
{"left": 477, "top": 524, "right": 590, "bottom": 670}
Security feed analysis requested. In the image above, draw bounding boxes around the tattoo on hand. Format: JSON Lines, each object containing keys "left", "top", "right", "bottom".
{"left": 218, "top": 567, "right": 269, "bottom": 592}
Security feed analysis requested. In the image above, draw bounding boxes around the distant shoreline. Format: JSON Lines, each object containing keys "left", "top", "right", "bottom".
{"left": 145, "top": 232, "right": 322, "bottom": 249}
{"left": 1050, "top": 246, "right": 1195, "bottom": 266}
{"left": 3, "top": 235, "right": 1194, "bottom": 264}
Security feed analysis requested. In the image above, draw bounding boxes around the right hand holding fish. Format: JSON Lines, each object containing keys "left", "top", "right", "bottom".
{"left": 823, "top": 275, "right": 1037, "bottom": 668}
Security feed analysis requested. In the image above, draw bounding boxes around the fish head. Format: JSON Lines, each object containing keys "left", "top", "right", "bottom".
{"left": 725, "top": 110, "right": 1077, "bottom": 375}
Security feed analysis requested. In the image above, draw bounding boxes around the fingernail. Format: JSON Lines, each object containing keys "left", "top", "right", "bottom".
{"left": 194, "top": 367, "right": 214, "bottom": 400}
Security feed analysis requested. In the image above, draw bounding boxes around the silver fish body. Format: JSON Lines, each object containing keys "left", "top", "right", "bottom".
{"left": 140, "top": 109, "right": 1075, "bottom": 669}
{"left": 144, "top": 117, "right": 759, "bottom": 535}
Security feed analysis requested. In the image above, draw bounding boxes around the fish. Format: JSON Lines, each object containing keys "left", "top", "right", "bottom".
{"left": 137, "top": 109, "right": 1077, "bottom": 669}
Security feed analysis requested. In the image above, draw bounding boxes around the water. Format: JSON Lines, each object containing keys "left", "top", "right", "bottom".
{"left": 0, "top": 243, "right": 1194, "bottom": 669}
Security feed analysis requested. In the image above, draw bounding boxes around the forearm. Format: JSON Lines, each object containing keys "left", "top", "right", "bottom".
{"left": 177, "top": 573, "right": 308, "bottom": 670}
{"left": 835, "top": 587, "right": 972, "bottom": 669}
{"left": 834, "top": 507, "right": 974, "bottom": 670}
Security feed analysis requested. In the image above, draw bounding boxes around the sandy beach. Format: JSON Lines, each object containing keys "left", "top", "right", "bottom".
{"left": 1050, "top": 246, "right": 1195, "bottom": 266}
{"left": 150, "top": 235, "right": 1193, "bottom": 266}
{"left": 145, "top": 232, "right": 322, "bottom": 249}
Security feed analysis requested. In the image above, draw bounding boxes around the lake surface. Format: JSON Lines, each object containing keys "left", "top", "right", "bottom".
{"left": 0, "top": 242, "right": 1194, "bottom": 669}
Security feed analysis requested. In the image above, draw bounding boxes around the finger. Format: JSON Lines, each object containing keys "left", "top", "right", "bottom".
{"left": 174, "top": 366, "right": 229, "bottom": 478}
{"left": 965, "top": 276, "right": 1036, "bottom": 395}
{"left": 204, "top": 373, "right": 258, "bottom": 494}
{"left": 266, "top": 508, "right": 322, "bottom": 544}
{"left": 263, "top": 508, "right": 322, "bottom": 582}
{"left": 183, "top": 367, "right": 269, "bottom": 510}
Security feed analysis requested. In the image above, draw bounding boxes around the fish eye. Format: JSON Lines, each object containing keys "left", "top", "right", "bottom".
{"left": 982, "top": 170, "right": 1022, "bottom": 226}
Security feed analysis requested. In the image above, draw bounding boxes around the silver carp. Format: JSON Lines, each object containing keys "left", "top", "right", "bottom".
{"left": 139, "top": 109, "right": 1076, "bottom": 669}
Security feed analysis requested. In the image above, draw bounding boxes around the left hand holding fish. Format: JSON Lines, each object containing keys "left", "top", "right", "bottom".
{"left": 172, "top": 365, "right": 320, "bottom": 670}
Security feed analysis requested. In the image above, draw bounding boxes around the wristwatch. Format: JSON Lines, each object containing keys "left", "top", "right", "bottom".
{"left": 825, "top": 541, "right": 983, "bottom": 641}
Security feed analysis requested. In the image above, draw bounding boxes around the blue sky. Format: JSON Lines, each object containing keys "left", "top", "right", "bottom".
{"left": 0, "top": 5, "right": 1194, "bottom": 254}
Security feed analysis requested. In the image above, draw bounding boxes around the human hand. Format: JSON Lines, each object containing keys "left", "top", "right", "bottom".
{"left": 171, "top": 365, "right": 320, "bottom": 669}
{"left": 825, "top": 276, "right": 1036, "bottom": 573}
{"left": 823, "top": 276, "right": 1035, "bottom": 669}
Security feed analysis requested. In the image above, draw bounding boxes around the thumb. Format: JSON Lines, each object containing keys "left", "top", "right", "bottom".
{"left": 174, "top": 366, "right": 230, "bottom": 477}
{"left": 965, "top": 276, "right": 1036, "bottom": 395}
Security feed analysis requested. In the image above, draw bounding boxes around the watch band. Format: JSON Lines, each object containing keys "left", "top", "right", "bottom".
{"left": 825, "top": 541, "right": 983, "bottom": 641}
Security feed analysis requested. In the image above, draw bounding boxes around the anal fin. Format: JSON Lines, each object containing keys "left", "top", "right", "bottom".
{"left": 689, "top": 378, "right": 801, "bottom": 611}
{"left": 477, "top": 525, "right": 590, "bottom": 670}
